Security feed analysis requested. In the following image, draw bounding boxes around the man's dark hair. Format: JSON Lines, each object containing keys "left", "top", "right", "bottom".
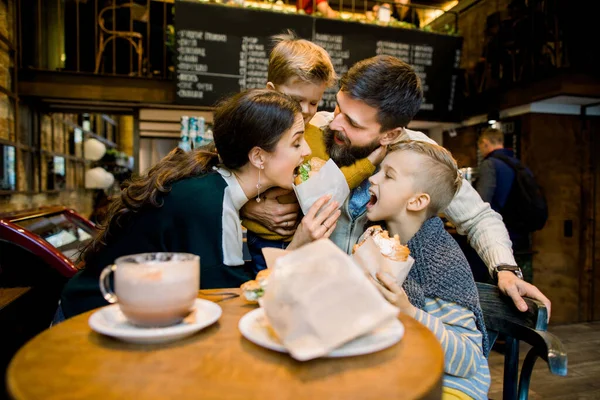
{"left": 340, "top": 55, "right": 423, "bottom": 131}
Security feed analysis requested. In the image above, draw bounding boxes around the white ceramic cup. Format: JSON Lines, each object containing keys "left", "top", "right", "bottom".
{"left": 99, "top": 252, "right": 200, "bottom": 327}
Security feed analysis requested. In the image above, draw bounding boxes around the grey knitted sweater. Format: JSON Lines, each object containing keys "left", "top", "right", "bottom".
{"left": 404, "top": 217, "right": 490, "bottom": 356}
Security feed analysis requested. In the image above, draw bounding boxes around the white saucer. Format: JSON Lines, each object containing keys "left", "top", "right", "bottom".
{"left": 238, "top": 308, "right": 404, "bottom": 358}
{"left": 89, "top": 298, "right": 222, "bottom": 344}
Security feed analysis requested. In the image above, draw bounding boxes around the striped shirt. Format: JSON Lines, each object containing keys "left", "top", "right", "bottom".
{"left": 414, "top": 298, "right": 491, "bottom": 400}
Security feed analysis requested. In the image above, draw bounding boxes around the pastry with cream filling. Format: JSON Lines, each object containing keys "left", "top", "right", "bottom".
{"left": 353, "top": 225, "right": 410, "bottom": 262}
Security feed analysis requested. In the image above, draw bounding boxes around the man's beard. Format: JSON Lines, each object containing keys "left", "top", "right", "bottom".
{"left": 323, "top": 126, "right": 381, "bottom": 167}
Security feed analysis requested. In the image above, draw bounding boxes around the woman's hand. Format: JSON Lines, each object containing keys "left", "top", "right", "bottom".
{"left": 374, "top": 272, "right": 417, "bottom": 318}
{"left": 287, "top": 194, "right": 341, "bottom": 250}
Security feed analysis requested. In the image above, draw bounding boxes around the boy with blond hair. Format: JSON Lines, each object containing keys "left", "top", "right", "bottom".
{"left": 368, "top": 141, "right": 491, "bottom": 400}
{"left": 266, "top": 31, "right": 337, "bottom": 125}
{"left": 241, "top": 32, "right": 385, "bottom": 272}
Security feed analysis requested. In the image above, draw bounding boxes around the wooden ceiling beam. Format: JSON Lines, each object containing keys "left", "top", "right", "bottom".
{"left": 17, "top": 70, "right": 175, "bottom": 105}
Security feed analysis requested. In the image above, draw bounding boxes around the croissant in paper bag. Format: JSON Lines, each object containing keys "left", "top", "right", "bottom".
{"left": 353, "top": 225, "right": 410, "bottom": 262}
{"left": 294, "top": 157, "right": 327, "bottom": 186}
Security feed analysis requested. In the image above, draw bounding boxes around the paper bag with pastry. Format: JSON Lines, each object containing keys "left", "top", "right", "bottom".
{"left": 293, "top": 157, "right": 350, "bottom": 216}
{"left": 260, "top": 239, "right": 399, "bottom": 361}
{"left": 352, "top": 225, "right": 415, "bottom": 288}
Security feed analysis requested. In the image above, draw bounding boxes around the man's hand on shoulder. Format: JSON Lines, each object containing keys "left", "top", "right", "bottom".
{"left": 240, "top": 187, "right": 300, "bottom": 236}
{"left": 497, "top": 271, "right": 551, "bottom": 321}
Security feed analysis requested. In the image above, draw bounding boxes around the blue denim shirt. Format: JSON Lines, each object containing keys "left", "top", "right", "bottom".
{"left": 348, "top": 179, "right": 372, "bottom": 220}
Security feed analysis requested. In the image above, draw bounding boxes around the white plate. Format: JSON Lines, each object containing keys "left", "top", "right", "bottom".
{"left": 238, "top": 308, "right": 404, "bottom": 358}
{"left": 89, "top": 298, "right": 222, "bottom": 344}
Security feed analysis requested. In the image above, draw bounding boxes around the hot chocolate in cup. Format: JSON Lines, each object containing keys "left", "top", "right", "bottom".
{"left": 99, "top": 253, "right": 200, "bottom": 327}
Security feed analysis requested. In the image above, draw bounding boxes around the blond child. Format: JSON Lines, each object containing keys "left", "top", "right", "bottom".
{"left": 242, "top": 32, "right": 385, "bottom": 273}
{"left": 367, "top": 141, "right": 491, "bottom": 400}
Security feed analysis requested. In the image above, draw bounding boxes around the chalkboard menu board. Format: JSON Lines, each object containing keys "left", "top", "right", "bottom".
{"left": 175, "top": 0, "right": 463, "bottom": 121}
{"left": 314, "top": 18, "right": 462, "bottom": 121}
{"left": 175, "top": 1, "right": 312, "bottom": 106}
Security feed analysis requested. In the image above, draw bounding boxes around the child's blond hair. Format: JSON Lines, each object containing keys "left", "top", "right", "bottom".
{"left": 268, "top": 31, "right": 337, "bottom": 87}
{"left": 388, "top": 141, "right": 462, "bottom": 216}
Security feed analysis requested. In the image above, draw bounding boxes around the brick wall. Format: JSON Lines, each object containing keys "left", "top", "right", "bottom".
{"left": 520, "top": 113, "right": 586, "bottom": 323}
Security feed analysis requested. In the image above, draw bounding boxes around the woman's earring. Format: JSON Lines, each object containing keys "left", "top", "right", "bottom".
{"left": 256, "top": 164, "right": 264, "bottom": 203}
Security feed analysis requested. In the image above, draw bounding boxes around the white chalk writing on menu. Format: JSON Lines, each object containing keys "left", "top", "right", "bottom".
{"left": 448, "top": 48, "right": 461, "bottom": 111}
{"left": 176, "top": 29, "right": 231, "bottom": 100}
{"left": 239, "top": 37, "right": 269, "bottom": 90}
{"left": 314, "top": 33, "right": 349, "bottom": 109}
{"left": 376, "top": 41, "right": 434, "bottom": 111}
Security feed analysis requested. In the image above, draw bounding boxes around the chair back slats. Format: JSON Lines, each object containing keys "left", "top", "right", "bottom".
{"left": 475, "top": 283, "right": 567, "bottom": 399}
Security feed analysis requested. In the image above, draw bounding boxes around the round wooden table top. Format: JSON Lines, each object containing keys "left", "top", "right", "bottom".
{"left": 7, "top": 289, "right": 444, "bottom": 400}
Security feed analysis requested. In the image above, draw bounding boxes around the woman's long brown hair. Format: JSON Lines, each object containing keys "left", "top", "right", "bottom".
{"left": 81, "top": 89, "right": 301, "bottom": 263}
{"left": 82, "top": 146, "right": 219, "bottom": 263}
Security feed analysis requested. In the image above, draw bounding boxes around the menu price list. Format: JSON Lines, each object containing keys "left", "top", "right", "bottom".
{"left": 175, "top": 0, "right": 312, "bottom": 106}
{"left": 239, "top": 37, "right": 269, "bottom": 90}
{"left": 176, "top": 29, "right": 230, "bottom": 103}
{"left": 313, "top": 18, "right": 463, "bottom": 121}
{"left": 314, "top": 33, "right": 350, "bottom": 110}
{"left": 175, "top": 1, "right": 462, "bottom": 121}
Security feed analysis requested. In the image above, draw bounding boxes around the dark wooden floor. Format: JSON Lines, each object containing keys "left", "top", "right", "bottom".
{"left": 488, "top": 322, "right": 600, "bottom": 399}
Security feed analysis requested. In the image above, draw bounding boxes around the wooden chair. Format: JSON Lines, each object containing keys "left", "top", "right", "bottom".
{"left": 476, "top": 283, "right": 567, "bottom": 400}
{"left": 94, "top": 3, "right": 148, "bottom": 76}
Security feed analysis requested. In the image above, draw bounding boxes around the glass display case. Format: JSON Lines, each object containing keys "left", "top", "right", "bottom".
{"left": 0, "top": 206, "right": 97, "bottom": 277}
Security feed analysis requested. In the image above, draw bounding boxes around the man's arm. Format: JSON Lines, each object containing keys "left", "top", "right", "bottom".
{"left": 445, "top": 178, "right": 515, "bottom": 269}
{"left": 403, "top": 128, "right": 515, "bottom": 270}
{"left": 446, "top": 169, "right": 552, "bottom": 317}
{"left": 475, "top": 159, "right": 496, "bottom": 204}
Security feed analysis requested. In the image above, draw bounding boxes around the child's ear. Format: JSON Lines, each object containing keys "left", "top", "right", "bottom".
{"left": 380, "top": 127, "right": 403, "bottom": 146}
{"left": 407, "top": 193, "right": 430, "bottom": 212}
{"left": 266, "top": 82, "right": 276, "bottom": 90}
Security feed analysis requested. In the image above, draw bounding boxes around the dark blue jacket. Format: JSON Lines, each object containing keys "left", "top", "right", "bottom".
{"left": 476, "top": 148, "right": 516, "bottom": 212}
{"left": 476, "top": 149, "right": 532, "bottom": 246}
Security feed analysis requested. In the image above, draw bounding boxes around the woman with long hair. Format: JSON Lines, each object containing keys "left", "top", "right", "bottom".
{"left": 60, "top": 89, "right": 341, "bottom": 319}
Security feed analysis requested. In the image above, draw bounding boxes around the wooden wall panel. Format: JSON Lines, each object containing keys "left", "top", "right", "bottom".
{"left": 591, "top": 118, "right": 600, "bottom": 321}
{"left": 520, "top": 113, "right": 586, "bottom": 323}
{"left": 443, "top": 126, "right": 478, "bottom": 168}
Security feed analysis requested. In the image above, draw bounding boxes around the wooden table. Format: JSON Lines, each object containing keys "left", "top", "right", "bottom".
{"left": 7, "top": 289, "right": 444, "bottom": 400}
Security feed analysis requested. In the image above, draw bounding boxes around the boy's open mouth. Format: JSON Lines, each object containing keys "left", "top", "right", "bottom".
{"left": 367, "top": 192, "right": 378, "bottom": 209}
